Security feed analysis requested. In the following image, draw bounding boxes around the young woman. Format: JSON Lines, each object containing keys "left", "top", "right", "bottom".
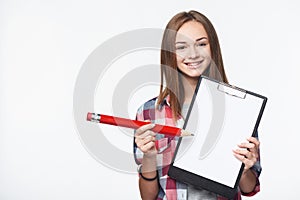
{"left": 134, "top": 10, "right": 261, "bottom": 200}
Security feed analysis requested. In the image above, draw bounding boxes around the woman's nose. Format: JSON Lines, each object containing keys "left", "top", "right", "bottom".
{"left": 188, "top": 46, "right": 200, "bottom": 59}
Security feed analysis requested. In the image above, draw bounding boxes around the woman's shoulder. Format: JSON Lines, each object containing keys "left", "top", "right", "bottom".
{"left": 135, "top": 97, "right": 159, "bottom": 120}
{"left": 137, "top": 97, "right": 158, "bottom": 112}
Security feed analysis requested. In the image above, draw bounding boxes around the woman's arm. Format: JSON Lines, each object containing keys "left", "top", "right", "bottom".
{"left": 139, "top": 155, "right": 159, "bottom": 200}
{"left": 135, "top": 123, "right": 159, "bottom": 200}
{"left": 239, "top": 168, "right": 257, "bottom": 194}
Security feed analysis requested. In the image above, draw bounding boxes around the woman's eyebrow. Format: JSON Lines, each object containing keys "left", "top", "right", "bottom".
{"left": 175, "top": 41, "right": 187, "bottom": 44}
{"left": 196, "top": 37, "right": 208, "bottom": 41}
{"left": 175, "top": 37, "right": 208, "bottom": 44}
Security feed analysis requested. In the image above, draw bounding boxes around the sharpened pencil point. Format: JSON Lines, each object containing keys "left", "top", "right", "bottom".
{"left": 180, "top": 129, "right": 194, "bottom": 137}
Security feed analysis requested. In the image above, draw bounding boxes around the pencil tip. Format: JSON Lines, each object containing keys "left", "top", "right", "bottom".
{"left": 181, "top": 130, "right": 194, "bottom": 137}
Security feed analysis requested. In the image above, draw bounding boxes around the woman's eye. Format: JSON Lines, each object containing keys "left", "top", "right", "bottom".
{"left": 197, "top": 43, "right": 207, "bottom": 47}
{"left": 176, "top": 45, "right": 187, "bottom": 50}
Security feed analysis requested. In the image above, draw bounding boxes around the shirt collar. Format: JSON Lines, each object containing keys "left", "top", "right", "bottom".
{"left": 157, "top": 95, "right": 171, "bottom": 110}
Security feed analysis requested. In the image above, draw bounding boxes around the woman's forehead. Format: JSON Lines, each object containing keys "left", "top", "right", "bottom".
{"left": 176, "top": 21, "right": 208, "bottom": 42}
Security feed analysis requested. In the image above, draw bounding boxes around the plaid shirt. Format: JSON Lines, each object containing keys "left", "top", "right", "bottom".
{"left": 134, "top": 96, "right": 261, "bottom": 200}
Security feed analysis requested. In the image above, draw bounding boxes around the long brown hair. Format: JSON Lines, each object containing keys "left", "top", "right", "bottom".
{"left": 157, "top": 10, "right": 228, "bottom": 120}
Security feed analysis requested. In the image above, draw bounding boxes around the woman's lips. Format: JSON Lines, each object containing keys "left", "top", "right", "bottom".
{"left": 184, "top": 60, "right": 203, "bottom": 69}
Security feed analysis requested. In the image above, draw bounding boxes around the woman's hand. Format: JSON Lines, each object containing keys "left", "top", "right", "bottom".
{"left": 234, "top": 137, "right": 260, "bottom": 193}
{"left": 135, "top": 123, "right": 157, "bottom": 158}
{"left": 233, "top": 137, "right": 260, "bottom": 171}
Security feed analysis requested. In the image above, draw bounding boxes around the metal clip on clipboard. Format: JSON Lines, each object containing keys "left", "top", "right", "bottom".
{"left": 217, "top": 83, "right": 247, "bottom": 99}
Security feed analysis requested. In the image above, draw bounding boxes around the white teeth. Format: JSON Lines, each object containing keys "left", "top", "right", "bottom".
{"left": 186, "top": 61, "right": 201, "bottom": 66}
{"left": 189, "top": 62, "right": 199, "bottom": 66}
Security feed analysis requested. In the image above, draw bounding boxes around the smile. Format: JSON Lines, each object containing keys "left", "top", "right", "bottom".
{"left": 184, "top": 61, "right": 203, "bottom": 69}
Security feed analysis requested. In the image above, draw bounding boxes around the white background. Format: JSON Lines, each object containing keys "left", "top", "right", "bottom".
{"left": 1, "top": 0, "right": 300, "bottom": 199}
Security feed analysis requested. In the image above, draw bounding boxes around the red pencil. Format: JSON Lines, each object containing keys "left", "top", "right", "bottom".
{"left": 86, "top": 112, "right": 193, "bottom": 137}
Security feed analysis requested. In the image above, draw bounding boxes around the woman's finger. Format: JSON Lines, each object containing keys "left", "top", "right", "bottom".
{"left": 238, "top": 142, "right": 255, "bottom": 149}
{"left": 233, "top": 148, "right": 258, "bottom": 170}
{"left": 238, "top": 137, "right": 260, "bottom": 154}
{"left": 140, "top": 141, "right": 156, "bottom": 153}
{"left": 247, "top": 137, "right": 260, "bottom": 148}
{"left": 233, "top": 148, "right": 250, "bottom": 158}
{"left": 233, "top": 153, "right": 256, "bottom": 170}
{"left": 135, "top": 123, "right": 155, "bottom": 136}
{"left": 136, "top": 130, "right": 156, "bottom": 140}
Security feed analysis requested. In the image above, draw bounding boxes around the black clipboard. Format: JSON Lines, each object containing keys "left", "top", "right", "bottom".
{"left": 168, "top": 75, "right": 267, "bottom": 199}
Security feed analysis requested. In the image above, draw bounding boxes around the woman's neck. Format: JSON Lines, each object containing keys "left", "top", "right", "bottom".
{"left": 181, "top": 75, "right": 198, "bottom": 104}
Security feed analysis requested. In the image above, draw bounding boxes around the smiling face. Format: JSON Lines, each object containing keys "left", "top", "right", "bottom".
{"left": 175, "top": 20, "right": 211, "bottom": 80}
